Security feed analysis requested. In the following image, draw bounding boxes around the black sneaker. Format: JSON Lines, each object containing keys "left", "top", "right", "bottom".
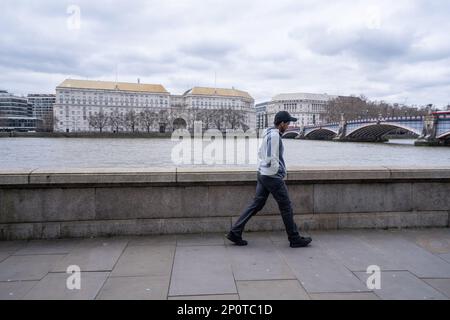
{"left": 290, "top": 237, "right": 312, "bottom": 248}
{"left": 226, "top": 232, "right": 248, "bottom": 246}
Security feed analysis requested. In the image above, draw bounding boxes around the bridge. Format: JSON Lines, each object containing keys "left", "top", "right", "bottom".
{"left": 282, "top": 112, "right": 450, "bottom": 146}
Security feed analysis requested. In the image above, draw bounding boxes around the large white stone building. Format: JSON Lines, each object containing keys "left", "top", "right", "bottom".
{"left": 53, "top": 79, "right": 255, "bottom": 132}
{"left": 54, "top": 79, "right": 169, "bottom": 132}
{"left": 256, "top": 93, "right": 338, "bottom": 129}
{"left": 180, "top": 87, "right": 255, "bottom": 130}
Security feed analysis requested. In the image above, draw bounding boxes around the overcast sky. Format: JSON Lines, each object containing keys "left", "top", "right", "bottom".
{"left": 1, "top": 0, "right": 450, "bottom": 107}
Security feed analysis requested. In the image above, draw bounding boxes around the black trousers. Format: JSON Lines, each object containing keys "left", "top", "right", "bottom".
{"left": 230, "top": 172, "right": 301, "bottom": 242}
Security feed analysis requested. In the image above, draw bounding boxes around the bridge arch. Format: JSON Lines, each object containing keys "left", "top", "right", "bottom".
{"left": 437, "top": 131, "right": 450, "bottom": 139}
{"left": 282, "top": 131, "right": 300, "bottom": 139}
{"left": 304, "top": 128, "right": 337, "bottom": 140}
{"left": 346, "top": 123, "right": 421, "bottom": 140}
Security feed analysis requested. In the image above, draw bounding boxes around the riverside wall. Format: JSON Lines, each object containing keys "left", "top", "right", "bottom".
{"left": 0, "top": 166, "right": 449, "bottom": 240}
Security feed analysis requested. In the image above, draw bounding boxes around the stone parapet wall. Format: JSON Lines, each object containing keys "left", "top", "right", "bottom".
{"left": 1, "top": 166, "right": 449, "bottom": 240}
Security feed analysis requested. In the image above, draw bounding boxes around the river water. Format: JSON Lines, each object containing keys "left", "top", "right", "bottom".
{"left": 1, "top": 137, "right": 449, "bottom": 171}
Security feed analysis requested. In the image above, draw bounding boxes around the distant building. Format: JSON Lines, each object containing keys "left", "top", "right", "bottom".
{"left": 256, "top": 93, "right": 340, "bottom": 128}
{"left": 27, "top": 94, "right": 56, "bottom": 131}
{"left": 181, "top": 87, "right": 255, "bottom": 130}
{"left": 53, "top": 79, "right": 255, "bottom": 133}
{"left": 0, "top": 90, "right": 40, "bottom": 132}
{"left": 255, "top": 102, "right": 270, "bottom": 129}
{"left": 53, "top": 79, "right": 170, "bottom": 133}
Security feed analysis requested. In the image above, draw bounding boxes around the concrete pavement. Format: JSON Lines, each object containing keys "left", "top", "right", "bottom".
{"left": 0, "top": 228, "right": 450, "bottom": 300}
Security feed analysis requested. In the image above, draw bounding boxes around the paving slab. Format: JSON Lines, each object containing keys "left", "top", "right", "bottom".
{"left": 169, "top": 246, "right": 236, "bottom": 296}
{"left": 423, "top": 279, "right": 450, "bottom": 298}
{"left": 14, "top": 239, "right": 81, "bottom": 256}
{"left": 0, "top": 255, "right": 64, "bottom": 281}
{"left": 309, "top": 292, "right": 379, "bottom": 300}
{"left": 0, "top": 281, "right": 38, "bottom": 300}
{"left": 0, "top": 241, "right": 26, "bottom": 254}
{"left": 0, "top": 253, "right": 9, "bottom": 263}
{"left": 440, "top": 253, "right": 450, "bottom": 263}
{"left": 111, "top": 245, "right": 175, "bottom": 277}
{"left": 275, "top": 243, "right": 368, "bottom": 293}
{"left": 227, "top": 238, "right": 296, "bottom": 281}
{"left": 96, "top": 276, "right": 170, "bottom": 300}
{"left": 168, "top": 294, "right": 239, "bottom": 300}
{"left": 414, "top": 237, "right": 450, "bottom": 254}
{"left": 401, "top": 229, "right": 450, "bottom": 254}
{"left": 267, "top": 231, "right": 289, "bottom": 243}
{"left": 127, "top": 235, "right": 177, "bottom": 247}
{"left": 176, "top": 233, "right": 225, "bottom": 246}
{"left": 0, "top": 230, "right": 449, "bottom": 300}
{"left": 23, "top": 272, "right": 109, "bottom": 300}
{"left": 312, "top": 231, "right": 399, "bottom": 271}
{"left": 355, "top": 233, "right": 450, "bottom": 278}
{"left": 236, "top": 280, "right": 310, "bottom": 300}
{"left": 52, "top": 238, "right": 128, "bottom": 272}
{"left": 354, "top": 271, "right": 447, "bottom": 300}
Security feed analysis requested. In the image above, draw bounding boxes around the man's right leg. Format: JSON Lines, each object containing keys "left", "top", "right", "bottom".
{"left": 259, "top": 175, "right": 302, "bottom": 243}
{"left": 229, "top": 174, "right": 270, "bottom": 238}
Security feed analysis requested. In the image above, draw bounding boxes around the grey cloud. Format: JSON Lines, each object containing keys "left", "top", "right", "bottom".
{"left": 292, "top": 26, "right": 414, "bottom": 62}
{"left": 180, "top": 40, "right": 239, "bottom": 61}
{"left": 1, "top": 0, "right": 450, "bottom": 106}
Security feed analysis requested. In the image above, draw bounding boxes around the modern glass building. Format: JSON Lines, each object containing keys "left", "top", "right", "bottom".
{"left": 0, "top": 90, "right": 40, "bottom": 131}
{"left": 27, "top": 94, "right": 56, "bottom": 131}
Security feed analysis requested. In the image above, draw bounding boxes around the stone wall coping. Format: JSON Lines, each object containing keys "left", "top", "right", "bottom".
{"left": 1, "top": 166, "right": 450, "bottom": 186}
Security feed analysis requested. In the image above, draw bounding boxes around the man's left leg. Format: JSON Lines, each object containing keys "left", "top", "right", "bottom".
{"left": 229, "top": 175, "right": 270, "bottom": 239}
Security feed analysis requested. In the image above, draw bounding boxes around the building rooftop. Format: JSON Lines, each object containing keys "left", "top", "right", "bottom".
{"left": 57, "top": 79, "right": 169, "bottom": 94}
{"left": 272, "top": 93, "right": 338, "bottom": 101}
{"left": 184, "top": 87, "right": 253, "bottom": 100}
{"left": 27, "top": 94, "right": 56, "bottom": 97}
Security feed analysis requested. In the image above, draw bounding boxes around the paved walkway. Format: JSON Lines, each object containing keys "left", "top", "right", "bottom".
{"left": 0, "top": 228, "right": 450, "bottom": 300}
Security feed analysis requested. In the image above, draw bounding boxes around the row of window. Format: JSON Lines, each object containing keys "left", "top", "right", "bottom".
{"left": 59, "top": 95, "right": 167, "bottom": 102}
{"left": 59, "top": 99, "right": 168, "bottom": 106}
{"left": 58, "top": 99, "right": 249, "bottom": 108}
{"left": 59, "top": 90, "right": 167, "bottom": 98}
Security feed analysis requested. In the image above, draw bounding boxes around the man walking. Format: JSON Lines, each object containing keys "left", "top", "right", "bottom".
{"left": 226, "top": 111, "right": 312, "bottom": 248}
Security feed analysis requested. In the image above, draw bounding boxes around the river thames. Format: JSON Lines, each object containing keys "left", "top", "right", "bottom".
{"left": 1, "top": 137, "right": 450, "bottom": 171}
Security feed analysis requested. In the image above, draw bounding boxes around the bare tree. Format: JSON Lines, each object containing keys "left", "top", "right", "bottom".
{"left": 224, "top": 108, "right": 245, "bottom": 129}
{"left": 139, "top": 108, "right": 158, "bottom": 133}
{"left": 196, "top": 110, "right": 215, "bottom": 130}
{"left": 88, "top": 110, "right": 109, "bottom": 132}
{"left": 325, "top": 96, "right": 432, "bottom": 123}
{"left": 124, "top": 110, "right": 138, "bottom": 132}
{"left": 325, "top": 96, "right": 366, "bottom": 122}
{"left": 108, "top": 110, "right": 123, "bottom": 133}
{"left": 212, "top": 109, "right": 226, "bottom": 131}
